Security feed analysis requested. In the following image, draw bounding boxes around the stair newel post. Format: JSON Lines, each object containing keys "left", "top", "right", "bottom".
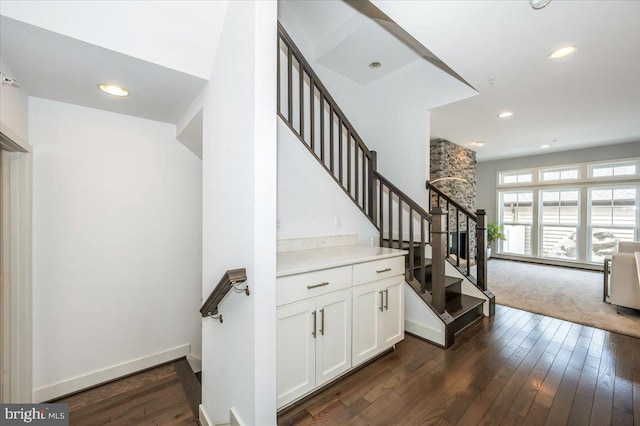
{"left": 431, "top": 206, "right": 447, "bottom": 314}
{"left": 368, "top": 151, "right": 377, "bottom": 225}
{"left": 476, "top": 209, "right": 488, "bottom": 291}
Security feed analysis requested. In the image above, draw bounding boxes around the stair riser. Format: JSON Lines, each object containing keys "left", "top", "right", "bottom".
{"left": 450, "top": 305, "right": 483, "bottom": 336}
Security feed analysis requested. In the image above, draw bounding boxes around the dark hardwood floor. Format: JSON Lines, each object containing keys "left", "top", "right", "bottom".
{"left": 278, "top": 305, "right": 640, "bottom": 425}
{"left": 48, "top": 305, "right": 640, "bottom": 425}
{"left": 52, "top": 358, "right": 200, "bottom": 425}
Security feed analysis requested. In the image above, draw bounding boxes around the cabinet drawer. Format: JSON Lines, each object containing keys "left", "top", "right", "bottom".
{"left": 353, "top": 256, "right": 404, "bottom": 286}
{"left": 277, "top": 266, "right": 352, "bottom": 306}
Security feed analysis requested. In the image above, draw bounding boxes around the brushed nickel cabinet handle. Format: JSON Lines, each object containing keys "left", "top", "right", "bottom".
{"left": 379, "top": 291, "right": 384, "bottom": 312}
{"left": 376, "top": 268, "right": 392, "bottom": 273}
{"left": 384, "top": 289, "right": 389, "bottom": 311}
{"left": 319, "top": 308, "right": 325, "bottom": 336}
{"left": 307, "top": 282, "right": 329, "bottom": 289}
{"left": 311, "top": 311, "right": 317, "bottom": 338}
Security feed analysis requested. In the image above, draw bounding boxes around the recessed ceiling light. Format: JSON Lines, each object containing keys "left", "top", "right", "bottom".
{"left": 99, "top": 84, "right": 130, "bottom": 97}
{"left": 540, "top": 144, "right": 551, "bottom": 149}
{"left": 549, "top": 46, "right": 577, "bottom": 60}
{"left": 497, "top": 111, "right": 513, "bottom": 118}
{"left": 369, "top": 62, "right": 381, "bottom": 69}
{"left": 472, "top": 141, "right": 486, "bottom": 147}
{"left": 530, "top": 0, "right": 552, "bottom": 10}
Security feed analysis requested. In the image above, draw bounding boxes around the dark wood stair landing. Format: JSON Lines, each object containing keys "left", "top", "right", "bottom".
{"left": 406, "top": 259, "right": 485, "bottom": 348}
{"left": 51, "top": 358, "right": 201, "bottom": 425}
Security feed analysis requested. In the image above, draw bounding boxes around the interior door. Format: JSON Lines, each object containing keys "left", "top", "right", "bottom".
{"left": 0, "top": 134, "right": 33, "bottom": 403}
{"left": 0, "top": 150, "right": 7, "bottom": 401}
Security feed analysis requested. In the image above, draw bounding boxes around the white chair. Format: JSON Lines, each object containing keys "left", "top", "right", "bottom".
{"left": 609, "top": 241, "right": 640, "bottom": 310}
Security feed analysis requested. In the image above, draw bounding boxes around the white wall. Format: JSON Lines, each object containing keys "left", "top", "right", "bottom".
{"left": 194, "top": 1, "right": 278, "bottom": 424}
{"left": 30, "top": 98, "right": 202, "bottom": 400}
{"left": 278, "top": 4, "right": 431, "bottom": 208}
{"left": 0, "top": 57, "right": 29, "bottom": 142}
{"left": 0, "top": 1, "right": 229, "bottom": 79}
{"left": 277, "top": 120, "right": 378, "bottom": 245}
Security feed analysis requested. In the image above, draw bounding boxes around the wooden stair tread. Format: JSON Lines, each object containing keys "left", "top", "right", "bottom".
{"left": 445, "top": 294, "right": 485, "bottom": 320}
{"left": 382, "top": 239, "right": 426, "bottom": 250}
{"left": 444, "top": 275, "right": 462, "bottom": 288}
{"left": 174, "top": 358, "right": 201, "bottom": 419}
{"left": 407, "top": 275, "right": 461, "bottom": 293}
{"left": 409, "top": 258, "right": 432, "bottom": 269}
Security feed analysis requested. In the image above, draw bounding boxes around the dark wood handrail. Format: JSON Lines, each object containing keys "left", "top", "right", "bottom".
{"left": 425, "top": 180, "right": 488, "bottom": 291}
{"left": 278, "top": 23, "right": 378, "bottom": 223}
{"left": 277, "top": 112, "right": 377, "bottom": 228}
{"left": 200, "top": 268, "right": 249, "bottom": 321}
{"left": 377, "top": 172, "right": 431, "bottom": 220}
{"left": 426, "top": 181, "right": 477, "bottom": 221}
{"left": 277, "top": 23, "right": 372, "bottom": 159}
{"left": 277, "top": 21, "right": 489, "bottom": 316}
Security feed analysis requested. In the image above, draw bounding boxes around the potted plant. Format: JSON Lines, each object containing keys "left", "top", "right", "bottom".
{"left": 487, "top": 222, "right": 506, "bottom": 258}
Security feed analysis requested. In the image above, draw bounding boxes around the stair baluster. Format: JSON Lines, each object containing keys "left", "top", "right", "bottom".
{"left": 477, "top": 210, "right": 488, "bottom": 291}
{"left": 277, "top": 22, "right": 495, "bottom": 348}
{"left": 427, "top": 181, "right": 489, "bottom": 291}
{"left": 431, "top": 207, "right": 447, "bottom": 314}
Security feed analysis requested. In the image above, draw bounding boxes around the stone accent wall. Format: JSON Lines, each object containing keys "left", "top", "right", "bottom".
{"left": 430, "top": 138, "right": 477, "bottom": 258}
{"left": 430, "top": 138, "right": 477, "bottom": 212}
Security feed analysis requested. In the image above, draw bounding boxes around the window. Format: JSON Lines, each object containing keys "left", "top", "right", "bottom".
{"left": 589, "top": 187, "right": 637, "bottom": 262}
{"left": 500, "top": 192, "right": 533, "bottom": 255}
{"left": 540, "top": 190, "right": 579, "bottom": 259}
{"left": 589, "top": 161, "right": 638, "bottom": 179}
{"left": 496, "top": 158, "right": 639, "bottom": 265}
{"left": 499, "top": 171, "right": 533, "bottom": 185}
{"left": 540, "top": 167, "right": 579, "bottom": 182}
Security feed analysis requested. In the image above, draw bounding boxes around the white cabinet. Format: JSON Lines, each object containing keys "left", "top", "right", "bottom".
{"left": 352, "top": 276, "right": 404, "bottom": 367}
{"left": 315, "top": 291, "right": 352, "bottom": 386}
{"left": 276, "top": 290, "right": 351, "bottom": 408}
{"left": 276, "top": 299, "right": 316, "bottom": 408}
{"left": 276, "top": 250, "right": 405, "bottom": 409}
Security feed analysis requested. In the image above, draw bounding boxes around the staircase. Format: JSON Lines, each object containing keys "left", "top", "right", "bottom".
{"left": 277, "top": 23, "right": 494, "bottom": 348}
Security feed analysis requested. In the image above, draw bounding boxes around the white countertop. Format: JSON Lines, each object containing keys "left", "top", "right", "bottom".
{"left": 277, "top": 244, "right": 407, "bottom": 277}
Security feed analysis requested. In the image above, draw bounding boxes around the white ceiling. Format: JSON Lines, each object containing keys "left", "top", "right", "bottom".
{"left": 279, "top": 0, "right": 477, "bottom": 109}
{"left": 315, "top": 18, "right": 422, "bottom": 85}
{"left": 0, "top": 1, "right": 231, "bottom": 125}
{"left": 0, "top": 0, "right": 229, "bottom": 79}
{"left": 0, "top": 16, "right": 208, "bottom": 124}
{"left": 372, "top": 0, "right": 640, "bottom": 161}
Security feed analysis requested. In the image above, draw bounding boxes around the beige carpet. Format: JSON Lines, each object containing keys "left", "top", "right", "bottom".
{"left": 488, "top": 259, "right": 640, "bottom": 338}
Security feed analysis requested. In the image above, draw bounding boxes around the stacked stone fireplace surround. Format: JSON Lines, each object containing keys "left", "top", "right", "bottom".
{"left": 430, "top": 138, "right": 478, "bottom": 260}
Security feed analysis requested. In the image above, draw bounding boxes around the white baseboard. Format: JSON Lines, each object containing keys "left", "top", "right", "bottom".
{"left": 200, "top": 404, "right": 214, "bottom": 426}
{"left": 187, "top": 353, "right": 202, "bottom": 373}
{"left": 230, "top": 406, "right": 245, "bottom": 426}
{"left": 199, "top": 404, "right": 245, "bottom": 426}
{"left": 33, "top": 344, "right": 190, "bottom": 402}
{"left": 405, "top": 319, "right": 445, "bottom": 347}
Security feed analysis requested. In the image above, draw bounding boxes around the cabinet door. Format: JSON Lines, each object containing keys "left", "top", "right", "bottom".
{"left": 276, "top": 299, "right": 317, "bottom": 408}
{"left": 315, "top": 290, "right": 352, "bottom": 387}
{"left": 352, "top": 282, "right": 383, "bottom": 367}
{"left": 381, "top": 279, "right": 404, "bottom": 348}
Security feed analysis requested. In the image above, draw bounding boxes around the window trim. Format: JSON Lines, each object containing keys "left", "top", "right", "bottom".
{"left": 499, "top": 190, "right": 534, "bottom": 256}
{"left": 539, "top": 166, "right": 581, "bottom": 183}
{"left": 588, "top": 160, "right": 640, "bottom": 180}
{"left": 497, "top": 157, "right": 640, "bottom": 188}
{"left": 538, "top": 188, "right": 581, "bottom": 261}
{"left": 586, "top": 185, "right": 639, "bottom": 262}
